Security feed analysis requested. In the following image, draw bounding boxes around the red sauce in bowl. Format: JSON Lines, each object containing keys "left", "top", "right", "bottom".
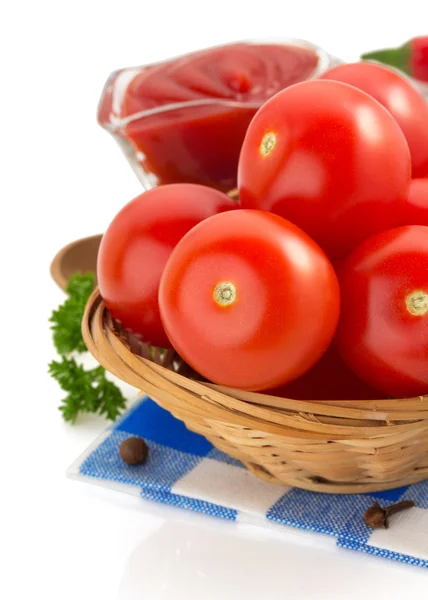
{"left": 98, "top": 42, "right": 320, "bottom": 190}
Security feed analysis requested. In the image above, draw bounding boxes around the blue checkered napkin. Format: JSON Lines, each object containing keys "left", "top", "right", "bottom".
{"left": 68, "top": 397, "right": 428, "bottom": 568}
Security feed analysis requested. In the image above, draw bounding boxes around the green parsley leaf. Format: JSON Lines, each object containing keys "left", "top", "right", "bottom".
{"left": 49, "top": 273, "right": 95, "bottom": 354}
{"left": 49, "top": 271, "right": 127, "bottom": 423}
{"left": 49, "top": 357, "right": 127, "bottom": 423}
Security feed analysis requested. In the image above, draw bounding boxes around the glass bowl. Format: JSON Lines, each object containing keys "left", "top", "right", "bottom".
{"left": 97, "top": 38, "right": 341, "bottom": 191}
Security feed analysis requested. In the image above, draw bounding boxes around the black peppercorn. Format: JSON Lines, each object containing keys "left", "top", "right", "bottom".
{"left": 119, "top": 436, "right": 149, "bottom": 466}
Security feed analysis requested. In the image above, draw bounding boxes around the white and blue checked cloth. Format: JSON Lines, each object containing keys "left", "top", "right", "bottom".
{"left": 68, "top": 396, "right": 428, "bottom": 568}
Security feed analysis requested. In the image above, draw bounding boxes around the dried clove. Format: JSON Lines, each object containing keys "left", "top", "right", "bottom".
{"left": 364, "top": 500, "right": 415, "bottom": 529}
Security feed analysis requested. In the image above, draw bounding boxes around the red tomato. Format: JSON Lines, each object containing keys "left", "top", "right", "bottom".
{"left": 159, "top": 210, "right": 340, "bottom": 391}
{"left": 336, "top": 226, "right": 428, "bottom": 397}
{"left": 320, "top": 62, "right": 428, "bottom": 178}
{"left": 238, "top": 79, "right": 411, "bottom": 259}
{"left": 97, "top": 184, "right": 237, "bottom": 348}
{"left": 268, "top": 344, "right": 382, "bottom": 401}
{"left": 403, "top": 178, "right": 428, "bottom": 225}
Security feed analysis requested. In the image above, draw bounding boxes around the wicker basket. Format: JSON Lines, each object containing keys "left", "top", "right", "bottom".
{"left": 83, "top": 287, "right": 428, "bottom": 494}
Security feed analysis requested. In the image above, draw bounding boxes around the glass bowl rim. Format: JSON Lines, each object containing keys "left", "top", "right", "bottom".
{"left": 103, "top": 37, "right": 332, "bottom": 132}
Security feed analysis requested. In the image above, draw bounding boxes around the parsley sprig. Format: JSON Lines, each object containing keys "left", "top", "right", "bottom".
{"left": 49, "top": 273, "right": 126, "bottom": 423}
{"left": 50, "top": 272, "right": 96, "bottom": 354}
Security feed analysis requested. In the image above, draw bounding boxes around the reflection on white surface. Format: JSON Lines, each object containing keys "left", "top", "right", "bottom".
{"left": 115, "top": 516, "right": 421, "bottom": 600}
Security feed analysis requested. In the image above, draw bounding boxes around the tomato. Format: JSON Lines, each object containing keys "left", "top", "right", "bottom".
{"left": 159, "top": 210, "right": 340, "bottom": 391}
{"left": 238, "top": 79, "right": 411, "bottom": 259}
{"left": 268, "top": 344, "right": 382, "bottom": 401}
{"left": 97, "top": 184, "right": 237, "bottom": 348}
{"left": 403, "top": 178, "right": 428, "bottom": 225}
{"left": 320, "top": 62, "right": 428, "bottom": 178}
{"left": 336, "top": 226, "right": 428, "bottom": 397}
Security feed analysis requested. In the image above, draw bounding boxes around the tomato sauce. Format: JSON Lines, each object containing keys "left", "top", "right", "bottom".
{"left": 98, "top": 42, "right": 320, "bottom": 190}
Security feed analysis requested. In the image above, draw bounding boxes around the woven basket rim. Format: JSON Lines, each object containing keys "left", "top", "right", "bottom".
{"left": 84, "top": 288, "right": 428, "bottom": 411}
{"left": 82, "top": 287, "right": 428, "bottom": 494}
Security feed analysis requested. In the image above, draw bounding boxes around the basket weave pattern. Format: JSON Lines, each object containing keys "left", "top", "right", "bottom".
{"left": 83, "top": 288, "right": 428, "bottom": 494}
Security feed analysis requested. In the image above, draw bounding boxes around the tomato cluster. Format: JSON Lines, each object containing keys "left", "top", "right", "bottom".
{"left": 98, "top": 62, "right": 428, "bottom": 399}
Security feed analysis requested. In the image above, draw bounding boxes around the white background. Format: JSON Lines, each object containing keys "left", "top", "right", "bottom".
{"left": 2, "top": 1, "right": 428, "bottom": 597}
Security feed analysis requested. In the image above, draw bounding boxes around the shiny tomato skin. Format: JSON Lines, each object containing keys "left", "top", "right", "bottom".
{"left": 238, "top": 79, "right": 411, "bottom": 259}
{"left": 336, "top": 226, "right": 428, "bottom": 397}
{"left": 159, "top": 210, "right": 340, "bottom": 391}
{"left": 321, "top": 62, "right": 428, "bottom": 178}
{"left": 97, "top": 184, "right": 237, "bottom": 348}
{"left": 403, "top": 178, "right": 428, "bottom": 225}
{"left": 268, "top": 344, "right": 382, "bottom": 401}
